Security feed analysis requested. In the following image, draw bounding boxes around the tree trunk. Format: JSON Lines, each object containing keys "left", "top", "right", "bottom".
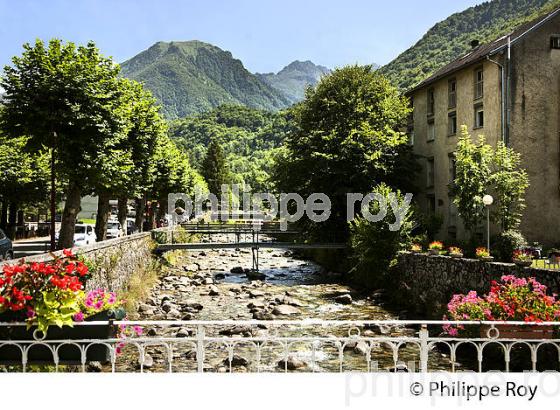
{"left": 135, "top": 195, "right": 146, "bottom": 233}
{"left": 148, "top": 201, "right": 157, "bottom": 230}
{"left": 117, "top": 197, "right": 128, "bottom": 236}
{"left": 157, "top": 199, "right": 167, "bottom": 225}
{"left": 58, "top": 183, "right": 82, "bottom": 249}
{"left": 7, "top": 202, "right": 17, "bottom": 240}
{"left": 95, "top": 191, "right": 111, "bottom": 242}
{"left": 0, "top": 202, "right": 7, "bottom": 231}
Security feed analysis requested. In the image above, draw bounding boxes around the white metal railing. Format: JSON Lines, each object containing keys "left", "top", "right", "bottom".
{"left": 0, "top": 320, "right": 559, "bottom": 373}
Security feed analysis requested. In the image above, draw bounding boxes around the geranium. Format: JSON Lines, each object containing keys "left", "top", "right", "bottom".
{"left": 476, "top": 247, "right": 490, "bottom": 258}
{"left": 0, "top": 250, "right": 91, "bottom": 332}
{"left": 410, "top": 243, "right": 422, "bottom": 252}
{"left": 513, "top": 249, "right": 533, "bottom": 262}
{"left": 429, "top": 241, "right": 443, "bottom": 250}
{"left": 444, "top": 275, "right": 560, "bottom": 335}
{"left": 78, "top": 289, "right": 123, "bottom": 316}
{"left": 449, "top": 246, "right": 463, "bottom": 255}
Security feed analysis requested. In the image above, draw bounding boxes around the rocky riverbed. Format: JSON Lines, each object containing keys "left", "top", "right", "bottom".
{"left": 110, "top": 240, "right": 455, "bottom": 373}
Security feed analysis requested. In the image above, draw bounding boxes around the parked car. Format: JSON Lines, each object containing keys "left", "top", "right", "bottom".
{"left": 0, "top": 228, "right": 13, "bottom": 260}
{"left": 55, "top": 224, "right": 96, "bottom": 247}
{"left": 106, "top": 221, "right": 122, "bottom": 240}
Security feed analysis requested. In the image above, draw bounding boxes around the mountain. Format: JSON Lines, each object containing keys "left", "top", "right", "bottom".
{"left": 256, "top": 60, "right": 331, "bottom": 104}
{"left": 379, "top": 0, "right": 560, "bottom": 90}
{"left": 120, "top": 41, "right": 290, "bottom": 119}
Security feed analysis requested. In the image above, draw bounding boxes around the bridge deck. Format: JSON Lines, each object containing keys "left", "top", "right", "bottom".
{"left": 157, "top": 242, "right": 346, "bottom": 251}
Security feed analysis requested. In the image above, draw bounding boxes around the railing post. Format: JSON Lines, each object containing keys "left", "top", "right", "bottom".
{"left": 196, "top": 324, "right": 205, "bottom": 373}
{"left": 419, "top": 324, "right": 429, "bottom": 373}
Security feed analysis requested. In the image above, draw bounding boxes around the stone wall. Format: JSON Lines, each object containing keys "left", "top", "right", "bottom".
{"left": 1, "top": 233, "right": 155, "bottom": 293}
{"left": 395, "top": 252, "right": 560, "bottom": 318}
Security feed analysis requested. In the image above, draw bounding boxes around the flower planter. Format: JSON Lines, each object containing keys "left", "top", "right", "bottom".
{"left": 0, "top": 308, "right": 125, "bottom": 365}
{"left": 512, "top": 259, "right": 533, "bottom": 267}
{"left": 478, "top": 256, "right": 494, "bottom": 262}
{"left": 450, "top": 253, "right": 463, "bottom": 259}
{"left": 480, "top": 324, "right": 554, "bottom": 340}
{"left": 428, "top": 249, "right": 441, "bottom": 256}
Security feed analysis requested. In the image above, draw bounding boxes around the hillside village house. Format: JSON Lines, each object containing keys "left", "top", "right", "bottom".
{"left": 407, "top": 7, "right": 560, "bottom": 247}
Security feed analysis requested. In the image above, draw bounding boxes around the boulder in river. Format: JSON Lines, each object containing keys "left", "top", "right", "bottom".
{"left": 222, "top": 354, "right": 249, "bottom": 367}
{"left": 272, "top": 304, "right": 301, "bottom": 316}
{"left": 230, "top": 266, "right": 245, "bottom": 274}
{"left": 277, "top": 356, "right": 307, "bottom": 370}
{"left": 334, "top": 294, "right": 353, "bottom": 305}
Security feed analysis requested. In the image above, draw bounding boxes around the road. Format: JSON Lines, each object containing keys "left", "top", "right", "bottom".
{"left": 13, "top": 236, "right": 50, "bottom": 258}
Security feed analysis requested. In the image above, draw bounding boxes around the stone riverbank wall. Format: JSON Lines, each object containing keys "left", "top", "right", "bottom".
{"left": 395, "top": 252, "right": 560, "bottom": 319}
{"left": 1, "top": 232, "right": 155, "bottom": 292}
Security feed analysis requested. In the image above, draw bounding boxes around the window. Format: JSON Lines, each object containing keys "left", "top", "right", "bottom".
{"left": 448, "top": 201, "right": 458, "bottom": 228}
{"left": 551, "top": 35, "right": 560, "bottom": 49}
{"left": 427, "top": 158, "right": 435, "bottom": 188}
{"left": 474, "top": 105, "right": 484, "bottom": 128}
{"left": 427, "top": 120, "right": 435, "bottom": 142}
{"left": 448, "top": 79, "right": 457, "bottom": 109}
{"left": 427, "top": 88, "right": 435, "bottom": 116}
{"left": 427, "top": 195, "right": 436, "bottom": 215}
{"left": 448, "top": 111, "right": 457, "bottom": 135}
{"left": 407, "top": 126, "right": 415, "bottom": 146}
{"left": 448, "top": 153, "right": 456, "bottom": 183}
{"left": 474, "top": 68, "right": 484, "bottom": 99}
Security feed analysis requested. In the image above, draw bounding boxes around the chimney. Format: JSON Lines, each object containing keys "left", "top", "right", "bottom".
{"left": 470, "top": 39, "right": 480, "bottom": 49}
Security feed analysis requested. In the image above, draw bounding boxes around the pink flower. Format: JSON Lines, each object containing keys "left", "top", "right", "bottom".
{"left": 73, "top": 312, "right": 84, "bottom": 322}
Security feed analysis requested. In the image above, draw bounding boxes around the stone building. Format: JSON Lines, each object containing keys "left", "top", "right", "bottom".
{"left": 407, "top": 7, "right": 560, "bottom": 247}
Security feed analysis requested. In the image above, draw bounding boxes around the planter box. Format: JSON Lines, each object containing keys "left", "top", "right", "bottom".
{"left": 428, "top": 249, "right": 441, "bottom": 256}
{"left": 512, "top": 259, "right": 533, "bottom": 267}
{"left": 0, "top": 309, "right": 125, "bottom": 365}
{"left": 480, "top": 324, "right": 554, "bottom": 340}
{"left": 450, "top": 253, "right": 463, "bottom": 259}
{"left": 478, "top": 256, "right": 494, "bottom": 262}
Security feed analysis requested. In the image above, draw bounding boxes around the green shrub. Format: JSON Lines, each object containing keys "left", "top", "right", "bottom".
{"left": 348, "top": 184, "right": 414, "bottom": 289}
{"left": 492, "top": 230, "right": 527, "bottom": 262}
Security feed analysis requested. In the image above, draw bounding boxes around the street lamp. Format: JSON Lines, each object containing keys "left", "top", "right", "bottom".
{"left": 482, "top": 194, "right": 494, "bottom": 252}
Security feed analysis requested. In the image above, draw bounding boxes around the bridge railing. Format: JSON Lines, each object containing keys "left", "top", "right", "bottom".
{"left": 1, "top": 320, "right": 559, "bottom": 373}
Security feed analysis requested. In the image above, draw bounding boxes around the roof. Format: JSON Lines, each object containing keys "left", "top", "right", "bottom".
{"left": 407, "top": 6, "right": 560, "bottom": 94}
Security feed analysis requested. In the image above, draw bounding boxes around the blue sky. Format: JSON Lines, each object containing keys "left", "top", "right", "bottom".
{"left": 0, "top": 0, "right": 486, "bottom": 73}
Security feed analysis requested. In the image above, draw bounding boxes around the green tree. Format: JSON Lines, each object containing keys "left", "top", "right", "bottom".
{"left": 0, "top": 39, "right": 130, "bottom": 248}
{"left": 453, "top": 125, "right": 529, "bottom": 235}
{"left": 201, "top": 139, "right": 230, "bottom": 195}
{"left": 0, "top": 132, "right": 49, "bottom": 237}
{"left": 453, "top": 126, "right": 493, "bottom": 232}
{"left": 272, "top": 65, "right": 415, "bottom": 240}
{"left": 349, "top": 184, "right": 414, "bottom": 288}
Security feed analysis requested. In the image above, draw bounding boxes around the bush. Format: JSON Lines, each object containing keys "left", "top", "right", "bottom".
{"left": 492, "top": 230, "right": 527, "bottom": 262}
{"left": 348, "top": 184, "right": 414, "bottom": 288}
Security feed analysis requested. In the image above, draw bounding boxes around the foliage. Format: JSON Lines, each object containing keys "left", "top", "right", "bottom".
{"left": 444, "top": 275, "right": 560, "bottom": 336}
{"left": 120, "top": 41, "right": 290, "bottom": 118}
{"left": 349, "top": 184, "right": 414, "bottom": 288}
{"left": 453, "top": 127, "right": 493, "bottom": 232}
{"left": 453, "top": 126, "right": 529, "bottom": 233}
{"left": 0, "top": 249, "right": 89, "bottom": 333}
{"left": 380, "top": 0, "right": 560, "bottom": 90}
{"left": 169, "top": 104, "right": 293, "bottom": 191}
{"left": 201, "top": 139, "right": 230, "bottom": 195}
{"left": 429, "top": 241, "right": 444, "bottom": 250}
{"left": 475, "top": 247, "right": 490, "bottom": 258}
{"left": 0, "top": 132, "right": 49, "bottom": 207}
{"left": 512, "top": 249, "right": 533, "bottom": 262}
{"left": 491, "top": 141, "right": 529, "bottom": 231}
{"left": 448, "top": 246, "right": 463, "bottom": 255}
{"left": 492, "top": 230, "right": 527, "bottom": 262}
{"left": 273, "top": 65, "right": 416, "bottom": 240}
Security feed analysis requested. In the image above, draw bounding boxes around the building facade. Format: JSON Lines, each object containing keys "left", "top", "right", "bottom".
{"left": 407, "top": 8, "right": 560, "bottom": 247}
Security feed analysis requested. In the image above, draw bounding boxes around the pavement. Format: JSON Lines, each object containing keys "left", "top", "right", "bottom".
{"left": 13, "top": 236, "right": 51, "bottom": 258}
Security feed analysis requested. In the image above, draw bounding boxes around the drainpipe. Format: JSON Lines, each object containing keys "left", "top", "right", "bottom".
{"left": 505, "top": 36, "right": 511, "bottom": 146}
{"left": 486, "top": 55, "right": 505, "bottom": 143}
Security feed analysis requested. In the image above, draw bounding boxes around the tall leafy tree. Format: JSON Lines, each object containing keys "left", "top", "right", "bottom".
{"left": 453, "top": 125, "right": 529, "bottom": 234}
{"left": 0, "top": 132, "right": 49, "bottom": 237}
{"left": 272, "top": 65, "right": 415, "bottom": 240}
{"left": 201, "top": 139, "right": 230, "bottom": 195}
{"left": 0, "top": 39, "right": 130, "bottom": 248}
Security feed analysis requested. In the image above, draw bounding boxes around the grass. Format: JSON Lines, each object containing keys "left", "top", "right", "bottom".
{"left": 121, "top": 258, "right": 161, "bottom": 313}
